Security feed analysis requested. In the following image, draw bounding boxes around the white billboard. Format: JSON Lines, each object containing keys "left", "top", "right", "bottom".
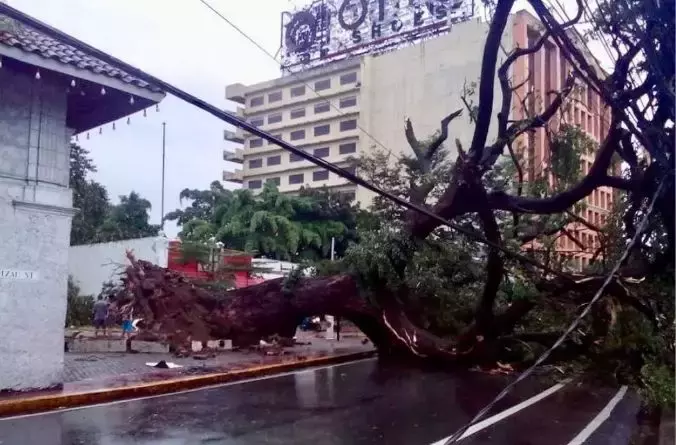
{"left": 280, "top": 0, "right": 475, "bottom": 72}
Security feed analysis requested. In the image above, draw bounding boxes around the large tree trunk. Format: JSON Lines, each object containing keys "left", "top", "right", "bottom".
{"left": 114, "top": 255, "right": 392, "bottom": 353}
{"left": 114, "top": 255, "right": 488, "bottom": 362}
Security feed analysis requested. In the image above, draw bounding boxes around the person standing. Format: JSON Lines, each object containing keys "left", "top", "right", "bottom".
{"left": 92, "top": 296, "right": 109, "bottom": 337}
{"left": 121, "top": 309, "right": 134, "bottom": 340}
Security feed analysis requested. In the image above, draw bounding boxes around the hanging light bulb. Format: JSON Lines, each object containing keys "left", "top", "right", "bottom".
{"left": 86, "top": 132, "right": 90, "bottom": 140}
{"left": 75, "top": 134, "right": 79, "bottom": 141}
{"left": 127, "top": 117, "right": 131, "bottom": 125}
{"left": 100, "top": 87, "right": 106, "bottom": 95}
{"left": 99, "top": 127, "right": 102, "bottom": 135}
{"left": 155, "top": 104, "right": 159, "bottom": 112}
{"left": 70, "top": 79, "right": 76, "bottom": 88}
{"left": 112, "top": 122, "right": 116, "bottom": 131}
{"left": 35, "top": 70, "right": 41, "bottom": 80}
{"left": 80, "top": 90, "right": 86, "bottom": 96}
{"left": 129, "top": 95, "right": 135, "bottom": 105}
{"left": 143, "top": 108, "right": 147, "bottom": 117}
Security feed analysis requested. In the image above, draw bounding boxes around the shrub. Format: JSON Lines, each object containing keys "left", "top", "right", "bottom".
{"left": 66, "top": 276, "right": 94, "bottom": 327}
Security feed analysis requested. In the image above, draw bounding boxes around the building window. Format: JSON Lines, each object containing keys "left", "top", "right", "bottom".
{"left": 266, "top": 177, "right": 281, "bottom": 186}
{"left": 290, "top": 129, "right": 305, "bottom": 140}
{"left": 313, "top": 170, "right": 329, "bottom": 181}
{"left": 314, "top": 147, "right": 330, "bottom": 158}
{"left": 249, "top": 138, "right": 263, "bottom": 148}
{"left": 290, "top": 108, "right": 306, "bottom": 119}
{"left": 559, "top": 51, "right": 567, "bottom": 90}
{"left": 339, "top": 96, "right": 357, "bottom": 108}
{"left": 291, "top": 85, "right": 305, "bottom": 97}
{"left": 289, "top": 173, "right": 304, "bottom": 184}
{"left": 268, "top": 113, "right": 282, "bottom": 124}
{"left": 268, "top": 91, "right": 282, "bottom": 102}
{"left": 249, "top": 117, "right": 264, "bottom": 127}
{"left": 544, "top": 42, "right": 555, "bottom": 107}
{"left": 339, "top": 119, "right": 357, "bottom": 131}
{"left": 250, "top": 96, "right": 263, "bottom": 107}
{"left": 314, "top": 124, "right": 330, "bottom": 136}
{"left": 314, "top": 102, "right": 330, "bottom": 114}
{"left": 588, "top": 115, "right": 593, "bottom": 136}
{"left": 341, "top": 191, "right": 356, "bottom": 201}
{"left": 248, "top": 179, "right": 262, "bottom": 189}
{"left": 339, "top": 142, "right": 357, "bottom": 154}
{"left": 267, "top": 155, "right": 281, "bottom": 166}
{"left": 340, "top": 72, "right": 357, "bottom": 85}
{"left": 314, "top": 78, "right": 331, "bottom": 91}
{"left": 249, "top": 158, "right": 263, "bottom": 169}
{"left": 290, "top": 152, "right": 304, "bottom": 162}
{"left": 269, "top": 134, "right": 282, "bottom": 144}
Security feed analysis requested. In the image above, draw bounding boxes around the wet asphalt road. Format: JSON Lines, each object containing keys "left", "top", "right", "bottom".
{"left": 0, "top": 359, "right": 638, "bottom": 445}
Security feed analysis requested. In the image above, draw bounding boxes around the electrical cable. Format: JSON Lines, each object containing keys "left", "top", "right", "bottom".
{"left": 442, "top": 174, "right": 667, "bottom": 444}
{"left": 0, "top": 3, "right": 574, "bottom": 281}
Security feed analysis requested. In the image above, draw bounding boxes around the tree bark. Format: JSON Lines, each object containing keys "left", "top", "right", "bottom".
{"left": 115, "top": 255, "right": 472, "bottom": 361}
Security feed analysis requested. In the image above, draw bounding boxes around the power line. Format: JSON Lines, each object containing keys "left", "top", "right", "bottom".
{"left": 198, "top": 0, "right": 404, "bottom": 161}
{"left": 0, "top": 2, "right": 574, "bottom": 280}
{"left": 442, "top": 173, "right": 667, "bottom": 444}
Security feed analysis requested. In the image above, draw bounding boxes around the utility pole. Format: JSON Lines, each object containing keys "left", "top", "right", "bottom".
{"left": 160, "top": 122, "right": 166, "bottom": 230}
{"left": 332, "top": 237, "right": 341, "bottom": 342}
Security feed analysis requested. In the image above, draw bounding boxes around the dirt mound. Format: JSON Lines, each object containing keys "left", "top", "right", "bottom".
{"left": 111, "top": 253, "right": 220, "bottom": 350}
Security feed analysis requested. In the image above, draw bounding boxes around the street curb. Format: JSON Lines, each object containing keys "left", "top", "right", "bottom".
{"left": 0, "top": 350, "right": 376, "bottom": 418}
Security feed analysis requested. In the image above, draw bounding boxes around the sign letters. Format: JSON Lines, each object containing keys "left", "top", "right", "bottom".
{"left": 281, "top": 0, "right": 474, "bottom": 71}
{"left": 0, "top": 269, "right": 39, "bottom": 281}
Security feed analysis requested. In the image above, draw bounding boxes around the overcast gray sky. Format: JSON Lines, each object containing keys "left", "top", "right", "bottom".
{"left": 12, "top": 0, "right": 290, "bottom": 237}
{"left": 10, "top": 0, "right": 605, "bottom": 238}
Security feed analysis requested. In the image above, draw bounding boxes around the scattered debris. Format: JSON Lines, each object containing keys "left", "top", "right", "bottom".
{"left": 145, "top": 360, "right": 182, "bottom": 369}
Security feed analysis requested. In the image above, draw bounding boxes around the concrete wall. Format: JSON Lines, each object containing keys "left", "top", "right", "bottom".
{"left": 69, "top": 236, "right": 170, "bottom": 297}
{"left": 357, "top": 17, "right": 513, "bottom": 204}
{"left": 0, "top": 67, "right": 74, "bottom": 390}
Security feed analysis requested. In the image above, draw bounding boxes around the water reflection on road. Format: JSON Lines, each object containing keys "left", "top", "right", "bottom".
{"left": 0, "top": 359, "right": 635, "bottom": 445}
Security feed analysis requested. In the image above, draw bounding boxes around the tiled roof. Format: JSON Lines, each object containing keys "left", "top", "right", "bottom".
{"left": 0, "top": 14, "right": 162, "bottom": 93}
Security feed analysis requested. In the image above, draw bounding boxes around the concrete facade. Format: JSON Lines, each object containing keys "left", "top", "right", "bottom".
{"left": 0, "top": 67, "right": 75, "bottom": 391}
{"left": 511, "top": 11, "right": 613, "bottom": 269}
{"left": 69, "top": 236, "right": 170, "bottom": 297}
{"left": 0, "top": 5, "right": 165, "bottom": 391}
{"left": 224, "top": 17, "right": 503, "bottom": 206}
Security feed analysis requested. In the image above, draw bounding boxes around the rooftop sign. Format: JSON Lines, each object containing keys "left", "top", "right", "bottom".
{"left": 280, "top": 0, "right": 475, "bottom": 72}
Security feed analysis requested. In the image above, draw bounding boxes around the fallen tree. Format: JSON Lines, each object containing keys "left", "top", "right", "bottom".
{"left": 115, "top": 0, "right": 673, "bottom": 397}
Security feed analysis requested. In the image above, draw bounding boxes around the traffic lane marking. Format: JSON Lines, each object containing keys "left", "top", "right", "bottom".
{"left": 430, "top": 380, "right": 570, "bottom": 444}
{"left": 441, "top": 383, "right": 623, "bottom": 444}
{"left": 566, "top": 386, "right": 629, "bottom": 445}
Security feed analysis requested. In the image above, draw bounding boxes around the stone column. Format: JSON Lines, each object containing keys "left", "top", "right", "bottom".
{"left": 0, "top": 66, "right": 75, "bottom": 391}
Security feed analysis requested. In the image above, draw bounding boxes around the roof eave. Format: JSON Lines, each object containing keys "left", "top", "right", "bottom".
{"left": 0, "top": 44, "right": 165, "bottom": 103}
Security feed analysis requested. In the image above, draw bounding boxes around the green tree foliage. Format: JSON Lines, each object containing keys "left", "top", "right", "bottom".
{"left": 70, "top": 144, "right": 110, "bottom": 245}
{"left": 95, "top": 192, "right": 160, "bottom": 242}
{"left": 165, "top": 181, "right": 362, "bottom": 261}
{"left": 69, "top": 144, "right": 159, "bottom": 245}
{"left": 65, "top": 276, "right": 94, "bottom": 327}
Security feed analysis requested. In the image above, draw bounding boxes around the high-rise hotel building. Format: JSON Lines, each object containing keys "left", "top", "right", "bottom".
{"left": 224, "top": 9, "right": 612, "bottom": 269}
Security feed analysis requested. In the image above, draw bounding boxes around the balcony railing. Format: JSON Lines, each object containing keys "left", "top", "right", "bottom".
{"left": 222, "top": 169, "right": 243, "bottom": 183}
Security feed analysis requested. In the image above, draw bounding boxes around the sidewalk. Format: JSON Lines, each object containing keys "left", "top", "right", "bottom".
{"left": 0, "top": 332, "right": 375, "bottom": 417}
{"left": 64, "top": 334, "right": 370, "bottom": 382}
